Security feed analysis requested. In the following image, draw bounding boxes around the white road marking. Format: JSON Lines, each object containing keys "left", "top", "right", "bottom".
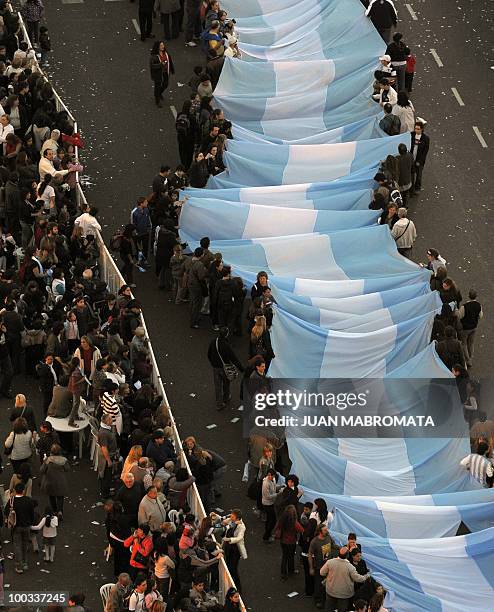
{"left": 430, "top": 48, "right": 443, "bottom": 68}
{"left": 132, "top": 19, "right": 141, "bottom": 35}
{"left": 451, "top": 87, "right": 465, "bottom": 107}
{"left": 170, "top": 105, "right": 177, "bottom": 119}
{"left": 472, "top": 126, "right": 488, "bottom": 148}
{"left": 61, "top": 0, "right": 84, "bottom": 4}
{"left": 405, "top": 4, "right": 418, "bottom": 20}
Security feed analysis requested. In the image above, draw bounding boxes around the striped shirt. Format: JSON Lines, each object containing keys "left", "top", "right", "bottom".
{"left": 460, "top": 453, "right": 494, "bottom": 487}
{"left": 101, "top": 392, "right": 121, "bottom": 427}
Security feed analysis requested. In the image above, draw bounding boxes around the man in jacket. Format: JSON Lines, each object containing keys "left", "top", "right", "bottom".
{"left": 309, "top": 524, "right": 339, "bottom": 609}
{"left": 379, "top": 102, "right": 401, "bottom": 135}
{"left": 207, "top": 326, "right": 244, "bottom": 410}
{"left": 365, "top": 0, "right": 397, "bottom": 43}
{"left": 320, "top": 547, "right": 370, "bottom": 611}
{"left": 459, "top": 290, "right": 483, "bottom": 367}
{"left": 146, "top": 429, "right": 177, "bottom": 469}
{"left": 6, "top": 482, "right": 35, "bottom": 573}
{"left": 36, "top": 353, "right": 60, "bottom": 414}
{"left": 391, "top": 207, "right": 417, "bottom": 259}
{"left": 410, "top": 122, "right": 430, "bottom": 194}
{"left": 104, "top": 572, "right": 131, "bottom": 612}
{"left": 185, "top": 247, "right": 207, "bottom": 329}
{"left": 131, "top": 197, "right": 152, "bottom": 264}
{"left": 262, "top": 468, "right": 281, "bottom": 542}
{"left": 115, "top": 472, "right": 144, "bottom": 525}
{"left": 395, "top": 143, "right": 413, "bottom": 204}
{"left": 137, "top": 485, "right": 168, "bottom": 532}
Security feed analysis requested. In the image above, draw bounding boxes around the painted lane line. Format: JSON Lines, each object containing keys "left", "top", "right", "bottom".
{"left": 61, "top": 0, "right": 84, "bottom": 4}
{"left": 472, "top": 126, "right": 488, "bottom": 148}
{"left": 170, "top": 105, "right": 177, "bottom": 119}
{"left": 132, "top": 19, "right": 141, "bottom": 35}
{"left": 405, "top": 4, "right": 418, "bottom": 20}
{"left": 430, "top": 48, "right": 443, "bottom": 68}
{"left": 451, "top": 87, "right": 465, "bottom": 107}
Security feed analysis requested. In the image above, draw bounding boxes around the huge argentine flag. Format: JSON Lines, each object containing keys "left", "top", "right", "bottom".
{"left": 214, "top": 57, "right": 380, "bottom": 140}
{"left": 209, "top": 135, "right": 406, "bottom": 187}
{"left": 221, "top": 0, "right": 384, "bottom": 61}
{"left": 179, "top": 198, "right": 378, "bottom": 241}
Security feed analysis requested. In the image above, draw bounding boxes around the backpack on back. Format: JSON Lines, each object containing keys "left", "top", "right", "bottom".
{"left": 175, "top": 113, "right": 191, "bottom": 138}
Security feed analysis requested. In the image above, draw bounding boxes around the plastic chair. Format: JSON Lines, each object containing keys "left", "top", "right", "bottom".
{"left": 99, "top": 583, "right": 114, "bottom": 610}
{"left": 168, "top": 509, "right": 181, "bottom": 526}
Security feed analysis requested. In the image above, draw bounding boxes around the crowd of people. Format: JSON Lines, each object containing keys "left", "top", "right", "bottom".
{"left": 0, "top": 1, "right": 490, "bottom": 612}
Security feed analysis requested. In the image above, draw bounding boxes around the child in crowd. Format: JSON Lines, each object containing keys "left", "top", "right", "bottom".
{"left": 405, "top": 46, "right": 416, "bottom": 93}
{"left": 31, "top": 507, "right": 59, "bottom": 562}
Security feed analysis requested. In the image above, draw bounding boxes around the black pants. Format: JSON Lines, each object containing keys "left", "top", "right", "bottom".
{"left": 281, "top": 542, "right": 296, "bottom": 577}
{"left": 263, "top": 504, "right": 276, "bottom": 540}
{"left": 49, "top": 495, "right": 64, "bottom": 514}
{"left": 99, "top": 464, "right": 113, "bottom": 497}
{"left": 27, "top": 20, "right": 40, "bottom": 43}
{"left": 185, "top": 0, "right": 201, "bottom": 41}
{"left": 301, "top": 554, "right": 314, "bottom": 595}
{"left": 178, "top": 137, "right": 194, "bottom": 169}
{"left": 225, "top": 546, "right": 241, "bottom": 593}
{"left": 11, "top": 458, "right": 30, "bottom": 472}
{"left": 41, "top": 387, "right": 53, "bottom": 415}
{"left": 189, "top": 286, "right": 203, "bottom": 326}
{"left": 411, "top": 163, "right": 424, "bottom": 191}
{"left": 137, "top": 233, "right": 150, "bottom": 259}
{"left": 121, "top": 259, "right": 134, "bottom": 285}
{"left": 0, "top": 353, "right": 14, "bottom": 394}
{"left": 138, "top": 9, "right": 153, "bottom": 39}
{"left": 111, "top": 538, "right": 131, "bottom": 577}
{"left": 405, "top": 72, "right": 414, "bottom": 93}
{"left": 213, "top": 367, "right": 230, "bottom": 407}
{"left": 162, "top": 10, "right": 180, "bottom": 39}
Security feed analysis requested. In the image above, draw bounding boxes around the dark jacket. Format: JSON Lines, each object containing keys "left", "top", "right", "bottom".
{"left": 379, "top": 114, "right": 401, "bottom": 136}
{"left": 145, "top": 439, "right": 177, "bottom": 469}
{"left": 410, "top": 131, "right": 430, "bottom": 166}
{"left": 40, "top": 455, "right": 70, "bottom": 497}
{"left": 395, "top": 151, "right": 413, "bottom": 187}
{"left": 207, "top": 337, "right": 244, "bottom": 370}
{"left": 115, "top": 482, "right": 145, "bottom": 518}
{"left": 365, "top": 0, "right": 398, "bottom": 29}
{"left": 5, "top": 495, "right": 35, "bottom": 528}
{"left": 149, "top": 52, "right": 175, "bottom": 83}
{"left": 436, "top": 338, "right": 465, "bottom": 370}
{"left": 385, "top": 40, "right": 407, "bottom": 63}
{"left": 189, "top": 159, "right": 210, "bottom": 188}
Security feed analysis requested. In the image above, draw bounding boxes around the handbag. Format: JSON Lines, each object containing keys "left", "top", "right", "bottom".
{"left": 4, "top": 433, "right": 15, "bottom": 456}
{"left": 216, "top": 339, "right": 238, "bottom": 381}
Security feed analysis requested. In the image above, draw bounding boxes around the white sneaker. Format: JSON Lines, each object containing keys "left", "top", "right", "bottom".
{"left": 185, "top": 41, "right": 197, "bottom": 47}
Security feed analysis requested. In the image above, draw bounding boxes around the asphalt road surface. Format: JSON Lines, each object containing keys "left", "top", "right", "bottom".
{"left": 4, "top": 0, "right": 493, "bottom": 609}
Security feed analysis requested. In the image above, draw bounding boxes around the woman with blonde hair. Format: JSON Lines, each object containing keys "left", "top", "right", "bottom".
{"left": 249, "top": 314, "right": 275, "bottom": 372}
{"left": 10, "top": 393, "right": 37, "bottom": 432}
{"left": 121, "top": 445, "right": 143, "bottom": 480}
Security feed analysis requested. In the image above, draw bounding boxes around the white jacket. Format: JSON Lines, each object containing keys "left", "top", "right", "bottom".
{"left": 74, "top": 212, "right": 102, "bottom": 237}
{"left": 38, "top": 156, "right": 69, "bottom": 181}
{"left": 392, "top": 102, "right": 416, "bottom": 134}
{"left": 223, "top": 520, "right": 247, "bottom": 559}
{"left": 391, "top": 217, "right": 417, "bottom": 248}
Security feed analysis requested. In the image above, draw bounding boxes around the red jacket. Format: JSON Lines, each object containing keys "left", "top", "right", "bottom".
{"left": 124, "top": 534, "right": 153, "bottom": 568}
{"left": 275, "top": 520, "right": 304, "bottom": 545}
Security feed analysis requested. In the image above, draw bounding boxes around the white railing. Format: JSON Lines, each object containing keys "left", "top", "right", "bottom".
{"left": 16, "top": 8, "right": 246, "bottom": 610}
